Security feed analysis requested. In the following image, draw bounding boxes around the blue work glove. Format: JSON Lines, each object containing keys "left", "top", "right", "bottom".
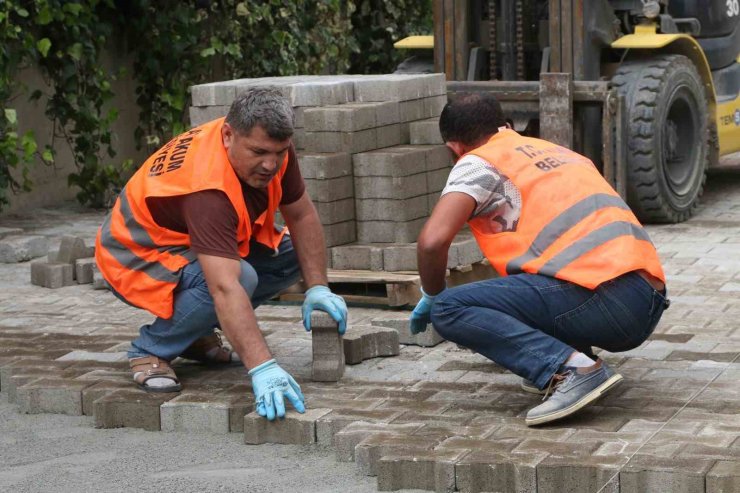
{"left": 248, "top": 359, "right": 305, "bottom": 420}
{"left": 302, "top": 285, "right": 348, "bottom": 334}
{"left": 409, "top": 287, "right": 444, "bottom": 335}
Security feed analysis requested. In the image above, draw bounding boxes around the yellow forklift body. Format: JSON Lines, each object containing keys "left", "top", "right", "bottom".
{"left": 393, "top": 35, "right": 434, "bottom": 50}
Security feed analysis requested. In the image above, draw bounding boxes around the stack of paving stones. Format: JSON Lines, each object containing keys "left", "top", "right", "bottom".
{"left": 30, "top": 235, "right": 94, "bottom": 289}
{"left": 189, "top": 74, "right": 483, "bottom": 264}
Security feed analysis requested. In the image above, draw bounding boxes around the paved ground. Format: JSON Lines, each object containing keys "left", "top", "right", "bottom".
{"left": 0, "top": 170, "right": 739, "bottom": 492}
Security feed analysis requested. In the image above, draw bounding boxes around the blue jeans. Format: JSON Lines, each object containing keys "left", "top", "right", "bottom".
{"left": 123, "top": 235, "right": 301, "bottom": 360}
{"left": 430, "top": 271, "right": 668, "bottom": 389}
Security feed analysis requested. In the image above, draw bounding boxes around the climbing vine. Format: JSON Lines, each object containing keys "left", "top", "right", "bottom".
{"left": 0, "top": 1, "right": 431, "bottom": 212}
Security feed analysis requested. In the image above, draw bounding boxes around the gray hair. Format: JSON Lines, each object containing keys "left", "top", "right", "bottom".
{"left": 224, "top": 87, "right": 294, "bottom": 141}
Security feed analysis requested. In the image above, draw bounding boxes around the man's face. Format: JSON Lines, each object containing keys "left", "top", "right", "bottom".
{"left": 222, "top": 123, "right": 291, "bottom": 188}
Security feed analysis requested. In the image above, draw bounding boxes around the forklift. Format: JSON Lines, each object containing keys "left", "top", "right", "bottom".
{"left": 396, "top": 0, "right": 740, "bottom": 223}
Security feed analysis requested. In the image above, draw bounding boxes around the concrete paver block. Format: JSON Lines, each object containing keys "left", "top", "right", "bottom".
{"left": 305, "top": 103, "right": 378, "bottom": 132}
{"left": 91, "top": 261, "right": 108, "bottom": 290}
{"left": 382, "top": 243, "right": 417, "bottom": 272}
{"left": 410, "top": 118, "right": 443, "bottom": 145}
{"left": 304, "top": 129, "right": 377, "bottom": 154}
{"left": 74, "top": 257, "right": 96, "bottom": 284}
{"left": 707, "top": 460, "right": 740, "bottom": 493}
{"left": 93, "top": 389, "right": 177, "bottom": 431}
{"left": 619, "top": 455, "right": 714, "bottom": 493}
{"left": 419, "top": 145, "right": 454, "bottom": 171}
{"left": 56, "top": 351, "right": 127, "bottom": 363}
{"left": 356, "top": 218, "right": 425, "bottom": 244}
{"left": 323, "top": 221, "right": 356, "bottom": 248}
{"left": 304, "top": 175, "right": 354, "bottom": 203}
{"left": 371, "top": 318, "right": 445, "bottom": 347}
{"left": 190, "top": 81, "right": 237, "bottom": 106}
{"left": 424, "top": 95, "right": 447, "bottom": 118}
{"left": 315, "top": 199, "right": 356, "bottom": 225}
{"left": 354, "top": 175, "right": 427, "bottom": 200}
{"left": 0, "top": 235, "right": 48, "bottom": 263}
{"left": 160, "top": 394, "right": 232, "bottom": 434}
{"left": 81, "top": 380, "right": 131, "bottom": 416}
{"left": 188, "top": 105, "right": 229, "bottom": 127}
{"left": 343, "top": 325, "right": 400, "bottom": 365}
{"left": 297, "top": 152, "right": 352, "bottom": 180}
{"left": 243, "top": 408, "right": 332, "bottom": 445}
{"left": 311, "top": 311, "right": 345, "bottom": 381}
{"left": 537, "top": 456, "right": 622, "bottom": 493}
{"left": 16, "top": 378, "right": 93, "bottom": 415}
{"left": 399, "top": 99, "right": 426, "bottom": 122}
{"left": 377, "top": 449, "right": 466, "bottom": 492}
{"left": 355, "top": 195, "right": 428, "bottom": 222}
{"left": 455, "top": 451, "right": 545, "bottom": 493}
{"left": 376, "top": 124, "right": 403, "bottom": 148}
{"left": 427, "top": 167, "right": 451, "bottom": 193}
{"left": 56, "top": 236, "right": 89, "bottom": 265}
{"left": 333, "top": 422, "right": 424, "bottom": 461}
{"left": 30, "top": 262, "right": 74, "bottom": 289}
{"left": 352, "top": 147, "right": 427, "bottom": 178}
{"left": 331, "top": 244, "right": 384, "bottom": 271}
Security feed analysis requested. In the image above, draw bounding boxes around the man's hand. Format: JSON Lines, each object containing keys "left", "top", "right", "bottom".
{"left": 409, "top": 287, "right": 444, "bottom": 334}
{"left": 302, "top": 285, "right": 348, "bottom": 334}
{"left": 249, "top": 359, "right": 305, "bottom": 420}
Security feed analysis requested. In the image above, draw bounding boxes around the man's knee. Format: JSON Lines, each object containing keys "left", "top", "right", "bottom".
{"left": 239, "top": 260, "right": 259, "bottom": 297}
{"left": 430, "top": 289, "right": 461, "bottom": 338}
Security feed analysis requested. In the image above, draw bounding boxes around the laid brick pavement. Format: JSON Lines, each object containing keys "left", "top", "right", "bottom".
{"left": 0, "top": 172, "right": 739, "bottom": 491}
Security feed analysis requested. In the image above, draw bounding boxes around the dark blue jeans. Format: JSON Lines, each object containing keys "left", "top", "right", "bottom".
{"left": 123, "top": 235, "right": 301, "bottom": 360}
{"left": 430, "top": 271, "right": 668, "bottom": 389}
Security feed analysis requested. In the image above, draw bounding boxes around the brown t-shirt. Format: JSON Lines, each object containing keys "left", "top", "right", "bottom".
{"left": 145, "top": 145, "right": 305, "bottom": 260}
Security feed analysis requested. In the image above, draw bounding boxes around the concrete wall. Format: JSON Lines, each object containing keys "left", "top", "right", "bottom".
{"left": 2, "top": 49, "right": 148, "bottom": 216}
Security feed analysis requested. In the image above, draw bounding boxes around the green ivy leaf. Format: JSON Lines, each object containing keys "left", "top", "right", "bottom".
{"left": 42, "top": 149, "right": 54, "bottom": 164}
{"left": 199, "top": 47, "right": 215, "bottom": 57}
{"left": 21, "top": 131, "right": 38, "bottom": 159}
{"left": 62, "top": 3, "right": 83, "bottom": 16}
{"left": 236, "top": 2, "right": 249, "bottom": 16}
{"left": 37, "top": 38, "right": 52, "bottom": 57}
{"left": 15, "top": 8, "right": 30, "bottom": 18}
{"left": 67, "top": 43, "right": 83, "bottom": 61}
{"left": 37, "top": 7, "right": 53, "bottom": 25}
{"left": 4, "top": 109, "right": 17, "bottom": 125}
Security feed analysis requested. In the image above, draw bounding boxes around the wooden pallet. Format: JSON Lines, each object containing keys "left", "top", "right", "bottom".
{"left": 278, "top": 260, "right": 497, "bottom": 307}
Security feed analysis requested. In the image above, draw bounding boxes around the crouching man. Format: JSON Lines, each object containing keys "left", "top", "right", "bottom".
{"left": 95, "top": 88, "right": 347, "bottom": 420}
{"left": 410, "top": 93, "right": 669, "bottom": 426}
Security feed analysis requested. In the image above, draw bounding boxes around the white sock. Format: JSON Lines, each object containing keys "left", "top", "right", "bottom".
{"left": 565, "top": 352, "right": 596, "bottom": 368}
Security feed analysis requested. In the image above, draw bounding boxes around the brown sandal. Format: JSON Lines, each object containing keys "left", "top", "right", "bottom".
{"left": 130, "top": 356, "right": 182, "bottom": 393}
{"left": 181, "top": 333, "right": 238, "bottom": 365}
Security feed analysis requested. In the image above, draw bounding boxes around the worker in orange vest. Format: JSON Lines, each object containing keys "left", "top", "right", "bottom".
{"left": 96, "top": 88, "right": 347, "bottom": 421}
{"left": 410, "top": 92, "right": 669, "bottom": 426}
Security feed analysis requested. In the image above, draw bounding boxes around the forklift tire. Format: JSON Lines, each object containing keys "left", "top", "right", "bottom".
{"left": 612, "top": 54, "right": 709, "bottom": 223}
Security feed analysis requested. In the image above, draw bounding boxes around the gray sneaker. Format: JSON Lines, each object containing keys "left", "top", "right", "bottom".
{"left": 520, "top": 358, "right": 614, "bottom": 396}
{"left": 524, "top": 360, "right": 623, "bottom": 426}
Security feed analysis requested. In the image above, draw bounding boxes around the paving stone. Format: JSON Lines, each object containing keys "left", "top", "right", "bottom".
{"left": 243, "top": 408, "right": 332, "bottom": 445}
{"left": 16, "top": 378, "right": 93, "bottom": 415}
{"left": 376, "top": 449, "right": 465, "bottom": 492}
{"left": 331, "top": 244, "right": 384, "bottom": 271}
{"left": 376, "top": 124, "right": 403, "bottom": 148}
{"left": 0, "top": 235, "right": 48, "bottom": 263}
{"left": 619, "top": 455, "right": 715, "bottom": 493}
{"left": 160, "top": 393, "right": 234, "bottom": 434}
{"left": 304, "top": 103, "right": 378, "bottom": 132}
{"left": 352, "top": 146, "right": 427, "bottom": 177}
{"left": 297, "top": 152, "right": 352, "bottom": 180}
{"left": 322, "top": 221, "right": 356, "bottom": 248}
{"left": 93, "top": 389, "right": 178, "bottom": 431}
{"left": 81, "top": 380, "right": 131, "bottom": 415}
{"left": 56, "top": 351, "right": 127, "bottom": 363}
{"left": 188, "top": 105, "right": 229, "bottom": 126}
{"left": 537, "top": 455, "right": 622, "bottom": 493}
{"left": 74, "top": 257, "right": 96, "bottom": 284}
{"left": 399, "top": 99, "right": 426, "bottom": 122}
{"left": 304, "top": 129, "right": 377, "bottom": 154}
{"left": 228, "top": 393, "right": 254, "bottom": 433}
{"left": 91, "top": 261, "right": 108, "bottom": 290}
{"left": 381, "top": 243, "right": 417, "bottom": 272}
{"left": 355, "top": 434, "right": 441, "bottom": 476}
{"left": 30, "top": 262, "right": 75, "bottom": 289}
{"left": 427, "top": 167, "right": 451, "bottom": 193}
{"left": 356, "top": 218, "right": 426, "bottom": 244}
{"left": 6, "top": 370, "right": 61, "bottom": 403}
{"left": 190, "top": 81, "right": 236, "bottom": 106}
{"left": 311, "top": 311, "right": 345, "bottom": 382}
{"left": 455, "top": 451, "right": 546, "bottom": 493}
{"left": 304, "top": 175, "right": 354, "bottom": 202}
{"left": 355, "top": 195, "right": 428, "bottom": 222}
{"left": 315, "top": 409, "right": 403, "bottom": 446}
{"left": 371, "top": 318, "right": 446, "bottom": 347}
{"left": 423, "top": 95, "right": 447, "bottom": 118}
{"left": 315, "top": 199, "right": 356, "bottom": 225}
{"left": 353, "top": 74, "right": 445, "bottom": 102}
{"left": 56, "top": 235, "right": 89, "bottom": 266}
{"left": 343, "top": 325, "right": 400, "bottom": 365}
{"left": 333, "top": 422, "right": 425, "bottom": 461}
{"left": 707, "top": 460, "right": 740, "bottom": 493}
{"left": 410, "top": 118, "right": 443, "bottom": 144}
{"left": 354, "top": 175, "right": 427, "bottom": 200}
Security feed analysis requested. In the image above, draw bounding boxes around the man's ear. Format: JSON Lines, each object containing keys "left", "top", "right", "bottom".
{"left": 221, "top": 122, "right": 234, "bottom": 151}
{"left": 446, "top": 141, "right": 466, "bottom": 158}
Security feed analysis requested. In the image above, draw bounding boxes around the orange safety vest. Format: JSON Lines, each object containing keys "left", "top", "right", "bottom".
{"left": 466, "top": 129, "right": 665, "bottom": 288}
{"left": 95, "top": 118, "right": 287, "bottom": 319}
